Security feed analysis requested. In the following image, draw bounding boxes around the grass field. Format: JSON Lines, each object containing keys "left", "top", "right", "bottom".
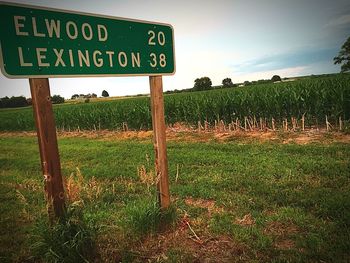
{"left": 1, "top": 131, "right": 349, "bottom": 262}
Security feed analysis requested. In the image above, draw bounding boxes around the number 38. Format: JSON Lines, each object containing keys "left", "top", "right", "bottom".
{"left": 149, "top": 53, "right": 166, "bottom": 68}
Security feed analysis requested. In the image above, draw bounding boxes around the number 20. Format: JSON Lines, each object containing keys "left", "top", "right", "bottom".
{"left": 148, "top": 30, "right": 165, "bottom": 46}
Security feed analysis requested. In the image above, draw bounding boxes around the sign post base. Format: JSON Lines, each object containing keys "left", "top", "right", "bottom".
{"left": 149, "top": 76, "right": 170, "bottom": 209}
{"left": 29, "top": 78, "right": 65, "bottom": 219}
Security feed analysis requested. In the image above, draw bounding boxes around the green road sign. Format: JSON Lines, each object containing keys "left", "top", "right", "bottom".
{"left": 0, "top": 2, "right": 175, "bottom": 78}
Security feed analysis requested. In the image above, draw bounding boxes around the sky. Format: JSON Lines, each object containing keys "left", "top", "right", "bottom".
{"left": 0, "top": 0, "right": 349, "bottom": 99}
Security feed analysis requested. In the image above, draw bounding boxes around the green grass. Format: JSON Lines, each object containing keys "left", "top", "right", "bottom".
{"left": 0, "top": 135, "right": 349, "bottom": 262}
{"left": 0, "top": 74, "right": 349, "bottom": 131}
{"left": 30, "top": 203, "right": 96, "bottom": 263}
{"left": 121, "top": 199, "right": 177, "bottom": 237}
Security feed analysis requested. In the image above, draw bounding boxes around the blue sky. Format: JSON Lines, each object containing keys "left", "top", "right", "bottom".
{"left": 0, "top": 0, "right": 349, "bottom": 98}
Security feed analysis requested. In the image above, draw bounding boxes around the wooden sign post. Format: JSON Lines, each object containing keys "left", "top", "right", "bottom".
{"left": 150, "top": 76, "right": 170, "bottom": 209}
{"left": 29, "top": 78, "right": 66, "bottom": 218}
{"left": 0, "top": 2, "right": 175, "bottom": 218}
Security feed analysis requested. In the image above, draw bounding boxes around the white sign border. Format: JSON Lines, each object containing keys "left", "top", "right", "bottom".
{"left": 0, "top": 1, "right": 176, "bottom": 79}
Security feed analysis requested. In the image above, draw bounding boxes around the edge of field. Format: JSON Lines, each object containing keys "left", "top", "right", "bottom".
{"left": 1, "top": 129, "right": 349, "bottom": 144}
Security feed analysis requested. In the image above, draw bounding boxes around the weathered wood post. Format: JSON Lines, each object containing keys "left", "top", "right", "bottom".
{"left": 149, "top": 76, "right": 170, "bottom": 209}
{"left": 30, "top": 78, "right": 65, "bottom": 219}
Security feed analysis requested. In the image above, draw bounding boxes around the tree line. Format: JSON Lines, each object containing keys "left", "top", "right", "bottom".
{"left": 0, "top": 95, "right": 65, "bottom": 108}
{"left": 0, "top": 89, "right": 111, "bottom": 109}
{"left": 71, "top": 90, "right": 109, "bottom": 100}
{"left": 165, "top": 75, "right": 282, "bottom": 94}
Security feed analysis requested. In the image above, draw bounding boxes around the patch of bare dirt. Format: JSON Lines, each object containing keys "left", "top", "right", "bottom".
{"left": 262, "top": 209, "right": 277, "bottom": 217}
{"left": 0, "top": 131, "right": 37, "bottom": 137}
{"left": 264, "top": 221, "right": 300, "bottom": 250}
{"left": 1, "top": 128, "right": 349, "bottom": 144}
{"left": 234, "top": 213, "right": 255, "bottom": 226}
{"left": 274, "top": 239, "right": 295, "bottom": 250}
{"left": 264, "top": 221, "right": 299, "bottom": 236}
{"left": 135, "top": 216, "right": 250, "bottom": 262}
{"left": 97, "top": 212, "right": 256, "bottom": 262}
{"left": 57, "top": 130, "right": 153, "bottom": 140}
{"left": 185, "top": 197, "right": 224, "bottom": 215}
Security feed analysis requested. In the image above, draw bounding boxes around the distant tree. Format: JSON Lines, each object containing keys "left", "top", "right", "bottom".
{"left": 0, "top": 96, "right": 9, "bottom": 108}
{"left": 244, "top": 81, "right": 251, "bottom": 86}
{"left": 222, "top": 78, "right": 234, "bottom": 88}
{"left": 51, "top": 95, "right": 65, "bottom": 104}
{"left": 26, "top": 98, "right": 32, "bottom": 105}
{"left": 334, "top": 36, "right": 350, "bottom": 72}
{"left": 102, "top": 90, "right": 109, "bottom": 97}
{"left": 13, "top": 96, "right": 28, "bottom": 107}
{"left": 0, "top": 96, "right": 28, "bottom": 108}
{"left": 271, "top": 75, "right": 282, "bottom": 82}
{"left": 193, "top": 77, "right": 212, "bottom": 91}
{"left": 91, "top": 93, "right": 97, "bottom": 98}
{"left": 71, "top": 94, "right": 79, "bottom": 99}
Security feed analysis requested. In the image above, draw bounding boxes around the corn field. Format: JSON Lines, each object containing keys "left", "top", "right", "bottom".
{"left": 0, "top": 74, "right": 349, "bottom": 131}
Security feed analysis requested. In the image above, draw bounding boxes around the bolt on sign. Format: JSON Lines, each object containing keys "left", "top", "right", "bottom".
{"left": 0, "top": 1, "right": 173, "bottom": 218}
{"left": 0, "top": 1, "right": 175, "bottom": 78}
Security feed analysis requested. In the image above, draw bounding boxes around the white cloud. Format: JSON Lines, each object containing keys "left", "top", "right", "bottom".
{"left": 232, "top": 66, "right": 308, "bottom": 83}
{"left": 163, "top": 49, "right": 242, "bottom": 90}
{"left": 326, "top": 14, "right": 350, "bottom": 28}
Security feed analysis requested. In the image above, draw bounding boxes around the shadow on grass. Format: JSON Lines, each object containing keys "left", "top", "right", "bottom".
{"left": 0, "top": 183, "right": 33, "bottom": 262}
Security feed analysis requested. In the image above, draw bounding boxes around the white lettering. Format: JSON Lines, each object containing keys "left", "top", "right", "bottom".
{"left": 82, "top": 23, "right": 93, "bottom": 40}
{"left": 148, "top": 30, "right": 155, "bottom": 45}
{"left": 158, "top": 31, "right": 165, "bottom": 46}
{"left": 36, "top": 48, "right": 50, "bottom": 67}
{"left": 106, "top": 51, "right": 114, "bottom": 67}
{"left": 53, "top": 49, "right": 66, "bottom": 67}
{"left": 149, "top": 53, "right": 157, "bottom": 67}
{"left": 93, "top": 50, "right": 103, "bottom": 67}
{"left": 14, "top": 16, "right": 28, "bottom": 36}
{"left": 16, "top": 48, "right": 144, "bottom": 69}
{"left": 68, "top": 49, "right": 74, "bottom": 66}
{"left": 97, "top": 24, "right": 108, "bottom": 41}
{"left": 32, "top": 17, "right": 46, "bottom": 37}
{"left": 131, "top": 52, "right": 140, "bottom": 68}
{"left": 159, "top": 53, "right": 166, "bottom": 67}
{"left": 45, "top": 19, "right": 61, "bottom": 38}
{"left": 18, "top": 47, "right": 32, "bottom": 66}
{"left": 66, "top": 21, "right": 78, "bottom": 39}
{"left": 118, "top": 52, "right": 128, "bottom": 67}
{"left": 78, "top": 50, "right": 90, "bottom": 67}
